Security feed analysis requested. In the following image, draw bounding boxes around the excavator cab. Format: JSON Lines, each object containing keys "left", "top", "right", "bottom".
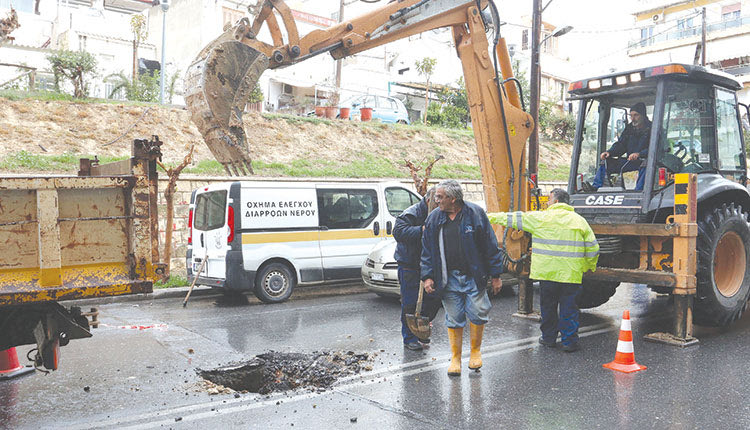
{"left": 567, "top": 64, "right": 749, "bottom": 225}
{"left": 566, "top": 64, "right": 750, "bottom": 327}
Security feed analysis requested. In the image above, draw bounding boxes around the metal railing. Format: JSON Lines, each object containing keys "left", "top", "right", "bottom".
{"left": 630, "top": 16, "right": 750, "bottom": 49}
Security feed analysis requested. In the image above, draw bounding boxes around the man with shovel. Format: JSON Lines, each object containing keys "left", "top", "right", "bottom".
{"left": 421, "top": 180, "right": 504, "bottom": 376}
{"left": 393, "top": 187, "right": 441, "bottom": 351}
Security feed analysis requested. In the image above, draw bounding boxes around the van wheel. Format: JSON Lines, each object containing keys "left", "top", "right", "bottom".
{"left": 576, "top": 280, "right": 618, "bottom": 309}
{"left": 397, "top": 120, "right": 408, "bottom": 125}
{"left": 254, "top": 263, "right": 296, "bottom": 303}
{"left": 694, "top": 203, "right": 750, "bottom": 326}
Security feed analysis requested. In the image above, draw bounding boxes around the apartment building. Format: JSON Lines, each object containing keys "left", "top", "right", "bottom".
{"left": 628, "top": 0, "right": 750, "bottom": 102}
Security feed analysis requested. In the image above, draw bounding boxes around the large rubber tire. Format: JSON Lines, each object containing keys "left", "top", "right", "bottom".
{"left": 694, "top": 203, "right": 750, "bottom": 326}
{"left": 254, "top": 263, "right": 296, "bottom": 303}
{"left": 576, "top": 280, "right": 619, "bottom": 309}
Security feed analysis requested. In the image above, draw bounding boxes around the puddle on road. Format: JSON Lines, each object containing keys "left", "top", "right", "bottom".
{"left": 198, "top": 351, "right": 375, "bottom": 395}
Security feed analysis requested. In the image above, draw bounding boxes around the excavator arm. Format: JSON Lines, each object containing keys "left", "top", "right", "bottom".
{"left": 185, "top": 0, "right": 533, "bottom": 226}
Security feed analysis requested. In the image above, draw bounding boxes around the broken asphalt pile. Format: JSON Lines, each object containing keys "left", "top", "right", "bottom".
{"left": 199, "top": 350, "right": 375, "bottom": 395}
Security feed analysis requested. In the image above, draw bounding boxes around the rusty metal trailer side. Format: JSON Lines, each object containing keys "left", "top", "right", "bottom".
{"left": 0, "top": 137, "right": 166, "bottom": 369}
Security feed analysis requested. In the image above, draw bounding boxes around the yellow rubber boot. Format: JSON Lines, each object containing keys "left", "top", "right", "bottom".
{"left": 447, "top": 327, "right": 463, "bottom": 376}
{"left": 468, "top": 322, "right": 484, "bottom": 370}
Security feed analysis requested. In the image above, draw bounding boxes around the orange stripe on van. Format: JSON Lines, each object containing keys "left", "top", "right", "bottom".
{"left": 241, "top": 229, "right": 377, "bottom": 244}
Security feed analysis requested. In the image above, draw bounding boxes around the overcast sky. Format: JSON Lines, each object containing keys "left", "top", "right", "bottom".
{"left": 289, "top": 0, "right": 640, "bottom": 75}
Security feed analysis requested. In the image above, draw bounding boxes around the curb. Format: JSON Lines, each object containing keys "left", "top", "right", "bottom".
{"left": 62, "top": 282, "right": 371, "bottom": 308}
{"left": 62, "top": 286, "right": 219, "bottom": 307}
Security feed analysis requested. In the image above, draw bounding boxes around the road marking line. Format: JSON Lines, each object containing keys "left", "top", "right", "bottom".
{"left": 75, "top": 322, "right": 617, "bottom": 430}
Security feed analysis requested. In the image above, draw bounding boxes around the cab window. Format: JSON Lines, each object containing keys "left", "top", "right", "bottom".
{"left": 318, "top": 189, "right": 378, "bottom": 229}
{"left": 385, "top": 187, "right": 420, "bottom": 217}
{"left": 715, "top": 88, "right": 744, "bottom": 172}
{"left": 194, "top": 190, "right": 227, "bottom": 231}
{"left": 657, "top": 82, "right": 715, "bottom": 182}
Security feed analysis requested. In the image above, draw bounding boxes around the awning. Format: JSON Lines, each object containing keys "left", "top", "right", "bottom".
{"left": 269, "top": 75, "right": 334, "bottom": 91}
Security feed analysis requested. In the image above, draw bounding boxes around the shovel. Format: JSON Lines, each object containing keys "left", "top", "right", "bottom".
{"left": 405, "top": 281, "right": 431, "bottom": 342}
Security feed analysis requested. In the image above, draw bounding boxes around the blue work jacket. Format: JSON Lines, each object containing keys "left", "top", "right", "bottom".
{"left": 420, "top": 201, "right": 504, "bottom": 295}
{"left": 393, "top": 197, "right": 430, "bottom": 269}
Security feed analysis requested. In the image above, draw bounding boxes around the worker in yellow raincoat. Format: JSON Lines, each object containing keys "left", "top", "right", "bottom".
{"left": 488, "top": 188, "right": 598, "bottom": 352}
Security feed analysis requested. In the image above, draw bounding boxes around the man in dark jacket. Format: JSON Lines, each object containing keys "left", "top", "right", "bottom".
{"left": 591, "top": 102, "right": 652, "bottom": 191}
{"left": 393, "top": 187, "right": 441, "bottom": 351}
{"left": 421, "top": 180, "right": 504, "bottom": 376}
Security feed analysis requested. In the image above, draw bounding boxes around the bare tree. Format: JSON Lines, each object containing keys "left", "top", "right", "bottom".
{"left": 404, "top": 155, "right": 444, "bottom": 196}
{"left": 156, "top": 146, "right": 195, "bottom": 277}
{"left": 0, "top": 8, "right": 19, "bottom": 42}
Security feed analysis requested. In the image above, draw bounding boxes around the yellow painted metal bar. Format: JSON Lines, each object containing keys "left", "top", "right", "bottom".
{"left": 36, "top": 189, "right": 62, "bottom": 287}
{"left": 0, "top": 262, "right": 152, "bottom": 305}
{"left": 242, "top": 229, "right": 378, "bottom": 244}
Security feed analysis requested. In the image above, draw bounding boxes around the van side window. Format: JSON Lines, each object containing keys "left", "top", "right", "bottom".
{"left": 385, "top": 187, "right": 421, "bottom": 216}
{"left": 194, "top": 190, "right": 227, "bottom": 231}
{"left": 318, "top": 189, "right": 378, "bottom": 229}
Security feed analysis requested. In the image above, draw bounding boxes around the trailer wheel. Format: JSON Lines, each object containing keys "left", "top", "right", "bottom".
{"left": 576, "top": 280, "right": 618, "bottom": 309}
{"left": 254, "top": 262, "right": 296, "bottom": 303}
{"left": 694, "top": 203, "right": 750, "bottom": 326}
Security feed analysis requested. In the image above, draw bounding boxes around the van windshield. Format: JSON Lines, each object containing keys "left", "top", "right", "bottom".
{"left": 194, "top": 190, "right": 227, "bottom": 231}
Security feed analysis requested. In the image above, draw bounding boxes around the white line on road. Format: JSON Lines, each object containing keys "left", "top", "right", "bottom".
{"left": 70, "top": 322, "right": 617, "bottom": 430}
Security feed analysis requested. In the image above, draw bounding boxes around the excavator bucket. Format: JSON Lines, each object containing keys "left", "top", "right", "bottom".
{"left": 185, "top": 30, "right": 269, "bottom": 176}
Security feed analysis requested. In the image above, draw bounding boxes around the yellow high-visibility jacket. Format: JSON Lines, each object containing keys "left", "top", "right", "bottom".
{"left": 488, "top": 203, "right": 599, "bottom": 284}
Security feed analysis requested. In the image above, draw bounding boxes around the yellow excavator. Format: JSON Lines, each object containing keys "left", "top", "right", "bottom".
{"left": 187, "top": 0, "right": 750, "bottom": 345}
{"left": 185, "top": 0, "right": 533, "bottom": 282}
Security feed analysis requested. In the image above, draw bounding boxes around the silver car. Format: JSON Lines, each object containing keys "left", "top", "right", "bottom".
{"left": 361, "top": 240, "right": 400, "bottom": 297}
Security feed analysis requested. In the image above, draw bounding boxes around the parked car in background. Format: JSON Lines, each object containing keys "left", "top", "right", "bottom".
{"left": 342, "top": 94, "right": 410, "bottom": 124}
{"left": 361, "top": 239, "right": 400, "bottom": 297}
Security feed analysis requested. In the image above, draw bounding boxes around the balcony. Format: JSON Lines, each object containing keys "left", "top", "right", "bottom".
{"left": 629, "top": 16, "right": 750, "bottom": 50}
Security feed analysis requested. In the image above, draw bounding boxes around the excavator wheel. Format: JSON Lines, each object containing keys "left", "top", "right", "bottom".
{"left": 576, "top": 280, "right": 619, "bottom": 309}
{"left": 694, "top": 203, "right": 750, "bottom": 326}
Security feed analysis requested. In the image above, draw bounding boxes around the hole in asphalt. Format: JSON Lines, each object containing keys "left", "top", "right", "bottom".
{"left": 198, "top": 351, "right": 374, "bottom": 394}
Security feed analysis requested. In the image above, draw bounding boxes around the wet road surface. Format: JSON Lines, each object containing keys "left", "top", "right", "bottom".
{"left": 2, "top": 283, "right": 750, "bottom": 429}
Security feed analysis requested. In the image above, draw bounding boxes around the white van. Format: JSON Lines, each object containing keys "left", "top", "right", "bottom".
{"left": 186, "top": 181, "right": 421, "bottom": 303}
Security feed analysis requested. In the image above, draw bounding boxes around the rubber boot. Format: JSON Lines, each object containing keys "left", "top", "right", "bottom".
{"left": 447, "top": 327, "right": 463, "bottom": 376}
{"left": 468, "top": 322, "right": 484, "bottom": 370}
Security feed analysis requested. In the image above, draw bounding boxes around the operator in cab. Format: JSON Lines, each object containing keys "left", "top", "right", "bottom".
{"left": 590, "top": 102, "right": 652, "bottom": 191}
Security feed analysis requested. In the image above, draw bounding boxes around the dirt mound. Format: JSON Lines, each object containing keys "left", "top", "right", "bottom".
{"left": 0, "top": 97, "right": 571, "bottom": 177}
{"left": 0, "top": 98, "right": 476, "bottom": 168}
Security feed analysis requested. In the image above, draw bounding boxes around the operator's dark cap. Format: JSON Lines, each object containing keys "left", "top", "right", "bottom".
{"left": 630, "top": 102, "right": 647, "bottom": 117}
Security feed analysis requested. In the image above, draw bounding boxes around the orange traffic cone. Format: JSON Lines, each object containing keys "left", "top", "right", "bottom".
{"left": 603, "top": 310, "right": 647, "bottom": 374}
{"left": 0, "top": 347, "right": 34, "bottom": 380}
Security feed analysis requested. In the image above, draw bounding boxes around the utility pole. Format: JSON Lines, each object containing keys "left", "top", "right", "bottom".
{"left": 701, "top": 7, "right": 707, "bottom": 66}
{"left": 529, "top": 0, "right": 542, "bottom": 179}
{"left": 334, "top": 0, "right": 345, "bottom": 104}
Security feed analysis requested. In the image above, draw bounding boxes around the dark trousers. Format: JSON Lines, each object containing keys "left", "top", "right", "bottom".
{"left": 592, "top": 159, "right": 645, "bottom": 190}
{"left": 539, "top": 280, "right": 582, "bottom": 347}
{"left": 398, "top": 267, "right": 420, "bottom": 344}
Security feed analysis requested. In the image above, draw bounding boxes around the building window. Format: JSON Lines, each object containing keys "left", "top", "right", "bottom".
{"left": 639, "top": 26, "right": 653, "bottom": 47}
{"left": 521, "top": 29, "right": 528, "bottom": 50}
{"left": 721, "top": 3, "right": 741, "bottom": 21}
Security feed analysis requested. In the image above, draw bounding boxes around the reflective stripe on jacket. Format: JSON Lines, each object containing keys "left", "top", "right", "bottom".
{"left": 487, "top": 203, "right": 599, "bottom": 284}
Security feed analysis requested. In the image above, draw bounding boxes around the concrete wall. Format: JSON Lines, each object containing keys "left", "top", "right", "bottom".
{"left": 158, "top": 175, "right": 564, "bottom": 277}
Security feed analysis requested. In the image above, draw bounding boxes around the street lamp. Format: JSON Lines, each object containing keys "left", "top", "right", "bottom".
{"left": 540, "top": 25, "right": 573, "bottom": 47}
{"left": 157, "top": 0, "right": 169, "bottom": 104}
